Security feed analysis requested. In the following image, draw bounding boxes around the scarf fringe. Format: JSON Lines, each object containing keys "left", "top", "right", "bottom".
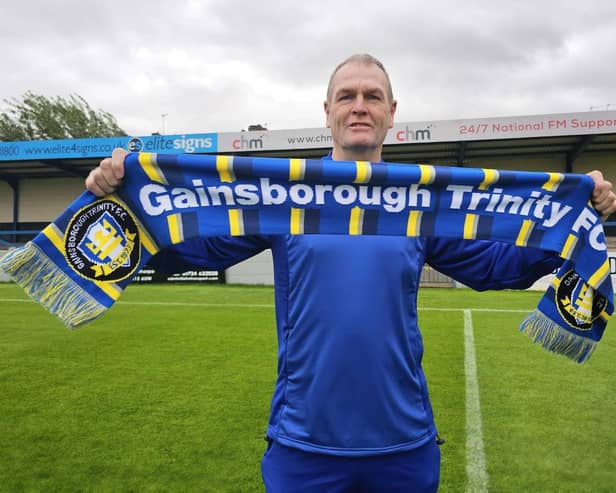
{"left": 0, "top": 243, "right": 106, "bottom": 328}
{"left": 519, "top": 309, "right": 596, "bottom": 363}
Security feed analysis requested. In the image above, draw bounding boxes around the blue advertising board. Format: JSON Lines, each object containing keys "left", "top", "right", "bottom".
{"left": 0, "top": 133, "right": 218, "bottom": 161}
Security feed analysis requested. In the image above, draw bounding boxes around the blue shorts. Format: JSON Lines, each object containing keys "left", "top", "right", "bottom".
{"left": 261, "top": 439, "right": 441, "bottom": 493}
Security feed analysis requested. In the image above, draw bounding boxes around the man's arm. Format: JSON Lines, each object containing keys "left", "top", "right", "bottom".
{"left": 425, "top": 171, "right": 615, "bottom": 290}
{"left": 148, "top": 236, "right": 271, "bottom": 273}
{"left": 425, "top": 239, "right": 562, "bottom": 291}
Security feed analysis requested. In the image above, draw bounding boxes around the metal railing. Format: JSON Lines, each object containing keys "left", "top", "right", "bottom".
{"left": 0, "top": 230, "right": 41, "bottom": 247}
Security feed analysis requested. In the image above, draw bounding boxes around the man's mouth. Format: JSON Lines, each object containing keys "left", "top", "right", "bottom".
{"left": 348, "top": 122, "right": 372, "bottom": 129}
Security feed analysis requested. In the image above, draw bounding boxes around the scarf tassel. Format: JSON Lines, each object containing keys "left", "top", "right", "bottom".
{"left": 519, "top": 310, "right": 596, "bottom": 364}
{"left": 1, "top": 243, "right": 106, "bottom": 328}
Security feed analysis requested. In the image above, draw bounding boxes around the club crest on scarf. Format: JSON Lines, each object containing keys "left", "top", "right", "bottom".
{"left": 555, "top": 270, "right": 609, "bottom": 330}
{"left": 65, "top": 199, "right": 141, "bottom": 282}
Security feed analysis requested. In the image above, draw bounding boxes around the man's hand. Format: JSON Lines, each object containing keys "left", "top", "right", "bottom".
{"left": 587, "top": 170, "right": 616, "bottom": 221}
{"left": 85, "top": 147, "right": 128, "bottom": 197}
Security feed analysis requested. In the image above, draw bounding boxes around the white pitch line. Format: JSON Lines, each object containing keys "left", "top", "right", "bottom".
{"left": 464, "top": 309, "right": 489, "bottom": 493}
{"left": 421, "top": 307, "right": 529, "bottom": 313}
{"left": 0, "top": 298, "right": 274, "bottom": 308}
{"left": 109, "top": 300, "right": 276, "bottom": 308}
{"left": 0, "top": 297, "right": 531, "bottom": 313}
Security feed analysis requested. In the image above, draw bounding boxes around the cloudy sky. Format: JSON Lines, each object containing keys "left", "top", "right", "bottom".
{"left": 3, "top": 0, "right": 615, "bottom": 136}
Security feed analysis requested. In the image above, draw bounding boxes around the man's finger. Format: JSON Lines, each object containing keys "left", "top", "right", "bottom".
{"left": 85, "top": 171, "right": 108, "bottom": 197}
{"left": 110, "top": 148, "right": 128, "bottom": 180}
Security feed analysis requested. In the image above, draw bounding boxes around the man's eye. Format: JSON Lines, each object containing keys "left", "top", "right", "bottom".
{"left": 338, "top": 94, "right": 352, "bottom": 101}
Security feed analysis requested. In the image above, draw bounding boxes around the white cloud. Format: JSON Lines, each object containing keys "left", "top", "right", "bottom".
{"left": 2, "top": 0, "right": 615, "bottom": 135}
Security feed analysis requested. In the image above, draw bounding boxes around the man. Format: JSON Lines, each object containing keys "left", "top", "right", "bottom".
{"left": 86, "top": 54, "right": 616, "bottom": 492}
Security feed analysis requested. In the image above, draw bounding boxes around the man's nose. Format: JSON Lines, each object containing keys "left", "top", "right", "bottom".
{"left": 351, "top": 96, "right": 367, "bottom": 113}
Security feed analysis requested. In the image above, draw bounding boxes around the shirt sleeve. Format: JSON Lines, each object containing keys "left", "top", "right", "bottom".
{"left": 424, "top": 237, "right": 563, "bottom": 291}
{"left": 146, "top": 235, "right": 271, "bottom": 274}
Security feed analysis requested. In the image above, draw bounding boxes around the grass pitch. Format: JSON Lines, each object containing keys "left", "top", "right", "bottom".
{"left": 1, "top": 283, "right": 614, "bottom": 492}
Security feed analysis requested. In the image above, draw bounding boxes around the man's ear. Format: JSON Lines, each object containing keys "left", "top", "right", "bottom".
{"left": 389, "top": 100, "right": 398, "bottom": 128}
{"left": 324, "top": 100, "right": 331, "bottom": 128}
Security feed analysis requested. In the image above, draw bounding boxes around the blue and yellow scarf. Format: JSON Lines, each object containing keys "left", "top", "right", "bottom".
{"left": 1, "top": 152, "right": 612, "bottom": 362}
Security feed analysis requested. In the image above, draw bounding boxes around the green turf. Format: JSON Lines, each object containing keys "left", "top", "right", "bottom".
{"left": 1, "top": 283, "right": 614, "bottom": 492}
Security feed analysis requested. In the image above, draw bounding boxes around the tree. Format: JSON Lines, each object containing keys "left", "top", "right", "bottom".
{"left": 0, "top": 91, "right": 126, "bottom": 141}
{"left": 247, "top": 124, "right": 267, "bottom": 131}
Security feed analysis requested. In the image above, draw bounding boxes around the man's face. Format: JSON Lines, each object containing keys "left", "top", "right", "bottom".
{"left": 324, "top": 61, "right": 397, "bottom": 161}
